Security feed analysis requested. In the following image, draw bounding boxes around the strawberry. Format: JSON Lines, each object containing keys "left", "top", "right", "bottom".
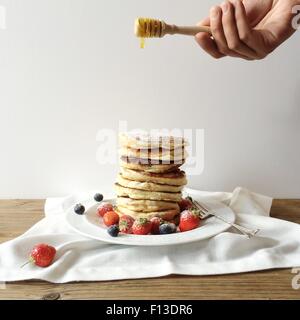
{"left": 119, "top": 215, "right": 135, "bottom": 234}
{"left": 132, "top": 218, "right": 152, "bottom": 235}
{"left": 97, "top": 202, "right": 114, "bottom": 217}
{"left": 21, "top": 243, "right": 56, "bottom": 268}
{"left": 178, "top": 198, "right": 193, "bottom": 212}
{"left": 103, "top": 210, "right": 119, "bottom": 226}
{"left": 179, "top": 210, "right": 201, "bottom": 232}
{"left": 150, "top": 217, "right": 162, "bottom": 234}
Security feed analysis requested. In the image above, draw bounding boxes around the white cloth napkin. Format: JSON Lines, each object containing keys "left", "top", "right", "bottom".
{"left": 1, "top": 187, "right": 300, "bottom": 283}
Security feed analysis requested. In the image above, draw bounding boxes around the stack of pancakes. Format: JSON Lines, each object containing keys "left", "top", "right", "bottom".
{"left": 115, "top": 134, "right": 188, "bottom": 221}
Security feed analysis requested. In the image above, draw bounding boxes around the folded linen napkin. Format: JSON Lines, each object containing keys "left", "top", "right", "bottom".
{"left": 0, "top": 187, "right": 300, "bottom": 283}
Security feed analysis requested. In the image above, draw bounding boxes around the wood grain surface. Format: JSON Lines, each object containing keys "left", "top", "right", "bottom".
{"left": 0, "top": 199, "right": 300, "bottom": 300}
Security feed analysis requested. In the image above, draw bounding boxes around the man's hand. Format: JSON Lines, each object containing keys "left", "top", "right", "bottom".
{"left": 195, "top": 0, "right": 299, "bottom": 60}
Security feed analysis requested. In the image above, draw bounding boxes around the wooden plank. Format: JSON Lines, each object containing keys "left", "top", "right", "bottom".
{"left": 271, "top": 199, "right": 300, "bottom": 223}
{"left": 0, "top": 199, "right": 300, "bottom": 300}
{"left": 0, "top": 200, "right": 44, "bottom": 243}
{"left": 0, "top": 270, "right": 299, "bottom": 300}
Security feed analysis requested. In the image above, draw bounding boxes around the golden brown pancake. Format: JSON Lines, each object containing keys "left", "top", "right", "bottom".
{"left": 119, "top": 133, "right": 188, "bottom": 150}
{"left": 119, "top": 146, "right": 187, "bottom": 163}
{"left": 121, "top": 156, "right": 184, "bottom": 165}
{"left": 116, "top": 197, "right": 180, "bottom": 212}
{"left": 120, "top": 157, "right": 181, "bottom": 172}
{"left": 117, "top": 174, "right": 183, "bottom": 193}
{"left": 115, "top": 183, "right": 182, "bottom": 202}
{"left": 115, "top": 206, "right": 179, "bottom": 221}
{"left": 120, "top": 167, "right": 187, "bottom": 186}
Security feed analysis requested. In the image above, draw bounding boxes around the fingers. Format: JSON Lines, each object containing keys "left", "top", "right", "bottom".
{"left": 195, "top": 15, "right": 224, "bottom": 59}
{"left": 221, "top": 1, "right": 257, "bottom": 59}
{"left": 195, "top": 32, "right": 225, "bottom": 59}
{"left": 209, "top": 5, "right": 241, "bottom": 58}
{"left": 234, "top": 0, "right": 267, "bottom": 58}
{"left": 195, "top": 0, "right": 266, "bottom": 60}
{"left": 234, "top": 0, "right": 252, "bottom": 41}
{"left": 210, "top": 6, "right": 228, "bottom": 54}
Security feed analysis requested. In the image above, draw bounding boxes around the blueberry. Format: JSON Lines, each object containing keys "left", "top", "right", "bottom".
{"left": 94, "top": 193, "right": 104, "bottom": 202}
{"left": 159, "top": 223, "right": 176, "bottom": 235}
{"left": 107, "top": 224, "right": 119, "bottom": 237}
{"left": 74, "top": 203, "right": 85, "bottom": 215}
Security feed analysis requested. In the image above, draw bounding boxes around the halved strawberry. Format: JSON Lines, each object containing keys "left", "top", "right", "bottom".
{"left": 119, "top": 215, "right": 135, "bottom": 234}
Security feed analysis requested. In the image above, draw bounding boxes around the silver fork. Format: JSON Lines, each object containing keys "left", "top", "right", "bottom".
{"left": 193, "top": 200, "right": 260, "bottom": 238}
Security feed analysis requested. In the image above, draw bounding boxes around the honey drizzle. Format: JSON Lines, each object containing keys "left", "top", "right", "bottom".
{"left": 136, "top": 18, "right": 162, "bottom": 49}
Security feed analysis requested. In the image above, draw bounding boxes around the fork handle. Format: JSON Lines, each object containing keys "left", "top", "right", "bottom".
{"left": 212, "top": 213, "right": 259, "bottom": 238}
{"left": 229, "top": 223, "right": 259, "bottom": 238}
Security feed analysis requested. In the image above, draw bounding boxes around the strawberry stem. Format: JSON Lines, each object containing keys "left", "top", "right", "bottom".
{"left": 20, "top": 257, "right": 34, "bottom": 268}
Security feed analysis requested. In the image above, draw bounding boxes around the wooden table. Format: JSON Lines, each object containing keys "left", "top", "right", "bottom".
{"left": 0, "top": 199, "right": 300, "bottom": 300}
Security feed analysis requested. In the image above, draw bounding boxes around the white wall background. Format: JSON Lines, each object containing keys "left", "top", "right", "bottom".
{"left": 0, "top": 0, "right": 299, "bottom": 199}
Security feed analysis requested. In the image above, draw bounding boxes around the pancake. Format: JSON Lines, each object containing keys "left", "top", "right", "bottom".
{"left": 120, "top": 157, "right": 181, "bottom": 173}
{"left": 116, "top": 197, "right": 180, "bottom": 212}
{"left": 121, "top": 155, "right": 185, "bottom": 165}
{"left": 119, "top": 146, "right": 187, "bottom": 163}
{"left": 119, "top": 133, "right": 188, "bottom": 150}
{"left": 115, "top": 206, "right": 179, "bottom": 221}
{"left": 115, "top": 183, "right": 182, "bottom": 202}
{"left": 121, "top": 167, "right": 187, "bottom": 186}
{"left": 116, "top": 134, "right": 189, "bottom": 215}
{"left": 117, "top": 174, "right": 183, "bottom": 193}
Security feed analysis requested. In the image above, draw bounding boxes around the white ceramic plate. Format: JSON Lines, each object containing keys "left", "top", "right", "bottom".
{"left": 65, "top": 198, "right": 235, "bottom": 246}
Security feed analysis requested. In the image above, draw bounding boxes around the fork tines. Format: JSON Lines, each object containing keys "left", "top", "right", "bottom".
{"left": 192, "top": 200, "right": 210, "bottom": 219}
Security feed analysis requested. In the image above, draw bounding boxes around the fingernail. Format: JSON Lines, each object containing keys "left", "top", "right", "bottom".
{"left": 210, "top": 6, "right": 220, "bottom": 19}
{"left": 221, "top": 1, "right": 229, "bottom": 14}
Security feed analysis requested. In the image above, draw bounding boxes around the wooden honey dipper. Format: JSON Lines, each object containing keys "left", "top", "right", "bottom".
{"left": 135, "top": 17, "right": 211, "bottom": 47}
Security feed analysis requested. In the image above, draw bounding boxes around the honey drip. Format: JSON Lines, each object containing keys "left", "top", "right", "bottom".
{"left": 135, "top": 18, "right": 162, "bottom": 48}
